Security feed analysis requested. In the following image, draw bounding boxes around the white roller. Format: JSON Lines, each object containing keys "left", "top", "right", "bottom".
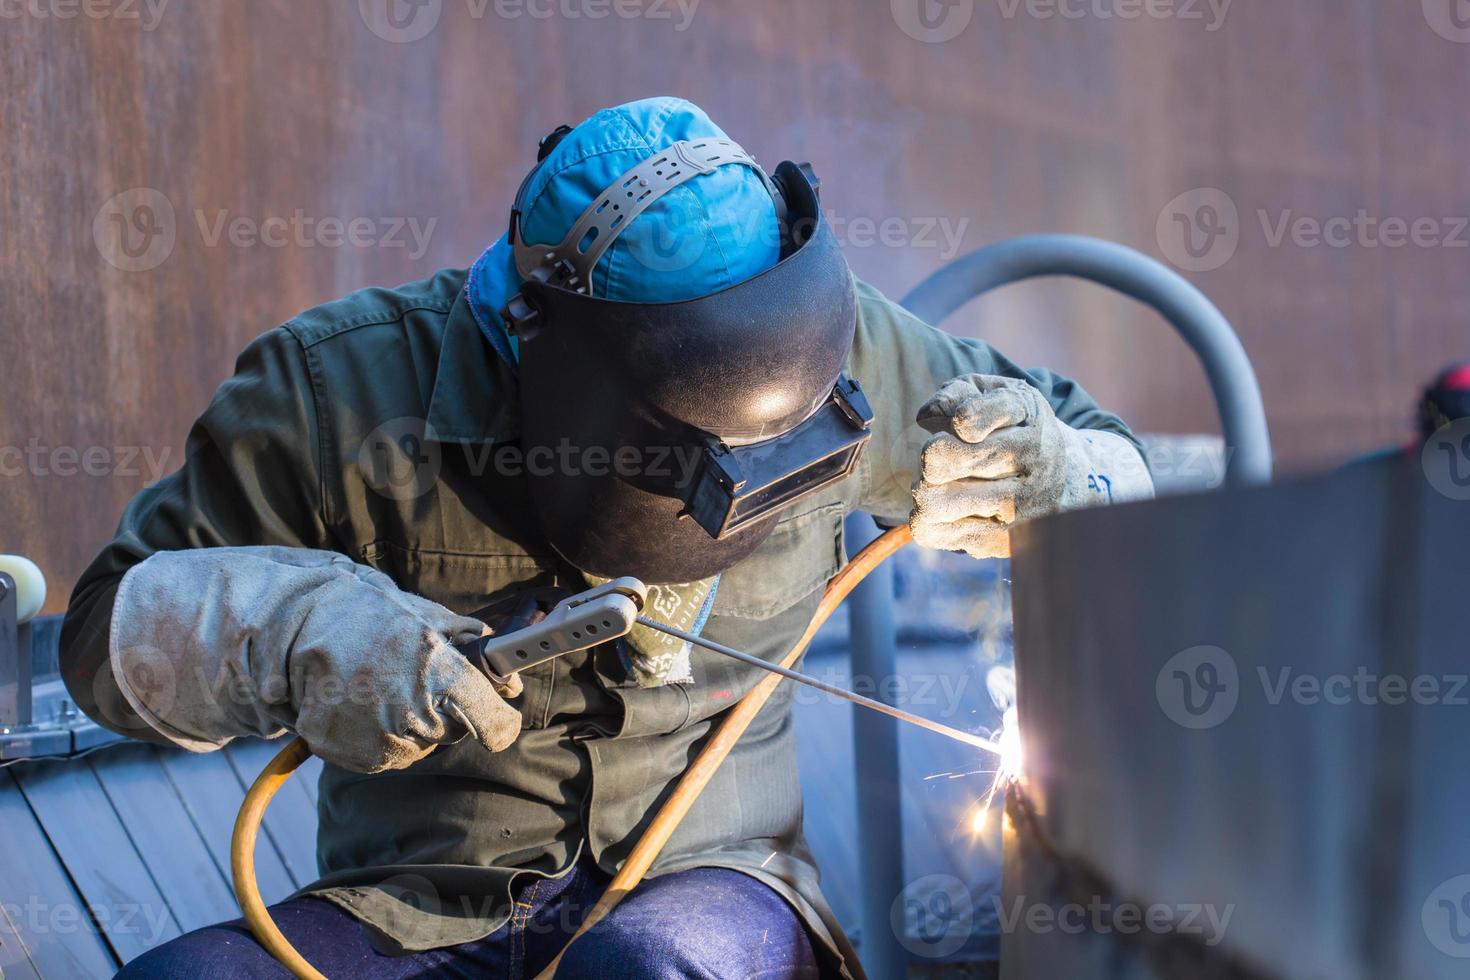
{"left": 0, "top": 555, "right": 47, "bottom": 623}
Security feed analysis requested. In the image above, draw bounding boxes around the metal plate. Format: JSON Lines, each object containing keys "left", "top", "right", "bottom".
{"left": 1005, "top": 456, "right": 1470, "bottom": 980}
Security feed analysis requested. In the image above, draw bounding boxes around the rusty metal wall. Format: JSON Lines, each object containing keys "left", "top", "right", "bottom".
{"left": 4, "top": 0, "right": 1467, "bottom": 612}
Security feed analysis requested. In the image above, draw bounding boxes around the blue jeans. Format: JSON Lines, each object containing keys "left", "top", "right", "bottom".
{"left": 116, "top": 861, "right": 823, "bottom": 979}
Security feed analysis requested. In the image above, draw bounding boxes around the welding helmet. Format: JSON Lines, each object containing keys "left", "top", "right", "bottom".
{"left": 503, "top": 118, "right": 871, "bottom": 584}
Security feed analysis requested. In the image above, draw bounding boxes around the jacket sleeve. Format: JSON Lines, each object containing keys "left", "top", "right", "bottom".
{"left": 60, "top": 326, "right": 330, "bottom": 742}
{"left": 847, "top": 278, "right": 1145, "bottom": 522}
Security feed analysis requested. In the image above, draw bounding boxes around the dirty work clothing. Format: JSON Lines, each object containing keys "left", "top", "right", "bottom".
{"left": 62, "top": 268, "right": 1140, "bottom": 980}
{"left": 116, "top": 860, "right": 820, "bottom": 979}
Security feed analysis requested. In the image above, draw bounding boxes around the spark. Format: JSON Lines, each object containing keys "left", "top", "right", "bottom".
{"left": 970, "top": 705, "right": 1022, "bottom": 833}
{"left": 924, "top": 768, "right": 991, "bottom": 781}
{"left": 969, "top": 665, "right": 1024, "bottom": 836}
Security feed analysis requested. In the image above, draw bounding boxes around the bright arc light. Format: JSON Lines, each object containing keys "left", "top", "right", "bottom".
{"left": 970, "top": 704, "right": 1023, "bottom": 835}
{"left": 995, "top": 705, "right": 1023, "bottom": 783}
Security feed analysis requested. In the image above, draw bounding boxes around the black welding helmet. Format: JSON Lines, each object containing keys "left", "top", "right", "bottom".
{"left": 503, "top": 130, "right": 871, "bottom": 584}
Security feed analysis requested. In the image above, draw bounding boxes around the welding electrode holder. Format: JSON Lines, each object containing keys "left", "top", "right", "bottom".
{"left": 454, "top": 577, "right": 645, "bottom": 680}
{"left": 457, "top": 572, "right": 997, "bottom": 754}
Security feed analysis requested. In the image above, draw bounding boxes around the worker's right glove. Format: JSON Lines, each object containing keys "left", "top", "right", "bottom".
{"left": 909, "top": 374, "right": 1153, "bottom": 559}
{"left": 108, "top": 547, "right": 523, "bottom": 773}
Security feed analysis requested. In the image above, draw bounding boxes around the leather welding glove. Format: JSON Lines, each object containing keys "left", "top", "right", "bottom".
{"left": 108, "top": 546, "right": 523, "bottom": 773}
{"left": 909, "top": 374, "right": 1153, "bottom": 559}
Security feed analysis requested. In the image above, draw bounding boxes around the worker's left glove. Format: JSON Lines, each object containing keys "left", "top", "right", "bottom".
{"left": 909, "top": 374, "right": 1153, "bottom": 559}
{"left": 107, "top": 546, "right": 524, "bottom": 773}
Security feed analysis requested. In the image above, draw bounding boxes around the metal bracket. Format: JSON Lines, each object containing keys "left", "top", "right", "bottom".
{"left": 0, "top": 577, "right": 124, "bottom": 761}
{"left": 833, "top": 375, "right": 875, "bottom": 431}
{"left": 0, "top": 572, "right": 31, "bottom": 730}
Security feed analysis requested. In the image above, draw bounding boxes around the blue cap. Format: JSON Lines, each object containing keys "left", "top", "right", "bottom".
{"left": 467, "top": 98, "right": 780, "bottom": 366}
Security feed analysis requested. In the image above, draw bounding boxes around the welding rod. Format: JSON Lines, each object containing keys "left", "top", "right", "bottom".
{"left": 636, "top": 616, "right": 1001, "bottom": 756}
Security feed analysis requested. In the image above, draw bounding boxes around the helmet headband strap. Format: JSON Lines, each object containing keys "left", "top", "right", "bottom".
{"left": 510, "top": 138, "right": 769, "bottom": 295}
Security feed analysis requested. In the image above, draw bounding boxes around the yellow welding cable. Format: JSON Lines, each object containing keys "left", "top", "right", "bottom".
{"left": 231, "top": 736, "right": 325, "bottom": 980}
{"left": 231, "top": 525, "right": 912, "bottom": 980}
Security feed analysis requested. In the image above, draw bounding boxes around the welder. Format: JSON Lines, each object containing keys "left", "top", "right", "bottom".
{"left": 61, "top": 97, "right": 1153, "bottom": 979}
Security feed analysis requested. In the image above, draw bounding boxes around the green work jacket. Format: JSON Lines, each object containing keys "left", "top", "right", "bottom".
{"left": 61, "top": 269, "right": 1137, "bottom": 978}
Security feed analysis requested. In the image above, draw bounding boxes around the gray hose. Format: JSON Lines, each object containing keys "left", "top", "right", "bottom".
{"left": 899, "top": 234, "right": 1273, "bottom": 485}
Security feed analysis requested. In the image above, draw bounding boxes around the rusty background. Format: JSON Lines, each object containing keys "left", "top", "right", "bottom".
{"left": 4, "top": 0, "right": 1467, "bottom": 612}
